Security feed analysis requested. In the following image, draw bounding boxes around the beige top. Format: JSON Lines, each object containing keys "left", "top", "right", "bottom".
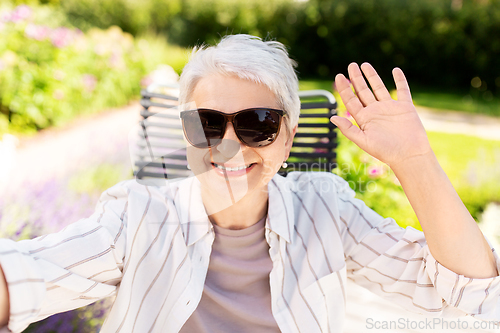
{"left": 180, "top": 217, "right": 281, "bottom": 332}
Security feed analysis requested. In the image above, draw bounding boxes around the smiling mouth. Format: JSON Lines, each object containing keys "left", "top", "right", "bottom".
{"left": 212, "top": 163, "right": 255, "bottom": 171}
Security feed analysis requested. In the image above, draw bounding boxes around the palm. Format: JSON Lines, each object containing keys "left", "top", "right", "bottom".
{"left": 332, "top": 63, "right": 431, "bottom": 168}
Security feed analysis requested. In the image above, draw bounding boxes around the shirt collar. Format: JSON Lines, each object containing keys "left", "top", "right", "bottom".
{"left": 175, "top": 176, "right": 212, "bottom": 247}
{"left": 174, "top": 173, "right": 295, "bottom": 246}
{"left": 266, "top": 174, "right": 295, "bottom": 243}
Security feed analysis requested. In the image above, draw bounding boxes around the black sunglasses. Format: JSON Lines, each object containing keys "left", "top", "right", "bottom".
{"left": 180, "top": 108, "right": 285, "bottom": 148}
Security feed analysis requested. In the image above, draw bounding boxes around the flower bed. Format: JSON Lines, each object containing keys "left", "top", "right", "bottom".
{"left": 0, "top": 159, "right": 129, "bottom": 331}
{"left": 0, "top": 4, "right": 187, "bottom": 136}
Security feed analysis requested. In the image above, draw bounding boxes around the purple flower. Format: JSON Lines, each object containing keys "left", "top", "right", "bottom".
{"left": 313, "top": 138, "right": 330, "bottom": 154}
{"left": 1, "top": 176, "right": 102, "bottom": 239}
{"left": 50, "top": 27, "right": 74, "bottom": 48}
{"left": 81, "top": 74, "right": 97, "bottom": 92}
{"left": 53, "top": 69, "right": 66, "bottom": 81}
{"left": 0, "top": 13, "right": 10, "bottom": 23}
{"left": 109, "top": 50, "right": 124, "bottom": 68}
{"left": 25, "top": 24, "right": 51, "bottom": 41}
{"left": 53, "top": 89, "right": 65, "bottom": 100}
{"left": 140, "top": 75, "right": 153, "bottom": 87}
{"left": 368, "top": 165, "right": 384, "bottom": 178}
{"left": 9, "top": 5, "right": 32, "bottom": 23}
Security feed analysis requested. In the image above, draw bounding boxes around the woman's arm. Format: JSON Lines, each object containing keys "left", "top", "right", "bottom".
{"left": 391, "top": 150, "right": 497, "bottom": 278}
{"left": 0, "top": 264, "right": 9, "bottom": 326}
{"left": 332, "top": 62, "right": 497, "bottom": 278}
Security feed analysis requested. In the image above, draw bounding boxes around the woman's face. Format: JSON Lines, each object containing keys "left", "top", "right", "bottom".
{"left": 186, "top": 74, "right": 295, "bottom": 207}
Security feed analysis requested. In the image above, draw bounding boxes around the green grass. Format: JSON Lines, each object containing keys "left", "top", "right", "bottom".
{"left": 411, "top": 84, "right": 500, "bottom": 117}
{"left": 428, "top": 131, "right": 500, "bottom": 219}
{"left": 335, "top": 130, "right": 500, "bottom": 230}
{"left": 299, "top": 79, "right": 333, "bottom": 92}
{"left": 68, "top": 163, "right": 131, "bottom": 195}
{"left": 428, "top": 132, "right": 500, "bottom": 181}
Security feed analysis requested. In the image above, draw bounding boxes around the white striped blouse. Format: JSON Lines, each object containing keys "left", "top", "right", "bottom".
{"left": 0, "top": 172, "right": 499, "bottom": 333}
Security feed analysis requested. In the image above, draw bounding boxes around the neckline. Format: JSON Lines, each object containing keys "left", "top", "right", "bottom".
{"left": 212, "top": 216, "right": 266, "bottom": 237}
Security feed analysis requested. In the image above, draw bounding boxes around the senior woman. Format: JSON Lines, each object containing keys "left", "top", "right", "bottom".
{"left": 0, "top": 34, "right": 499, "bottom": 333}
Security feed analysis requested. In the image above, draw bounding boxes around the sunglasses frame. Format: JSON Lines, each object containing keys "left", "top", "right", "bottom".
{"left": 180, "top": 107, "right": 286, "bottom": 149}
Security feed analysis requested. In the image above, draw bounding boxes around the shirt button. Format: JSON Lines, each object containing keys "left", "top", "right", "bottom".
{"left": 186, "top": 300, "right": 190, "bottom": 305}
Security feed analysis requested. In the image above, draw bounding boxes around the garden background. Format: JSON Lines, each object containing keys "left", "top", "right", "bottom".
{"left": 1, "top": 0, "right": 500, "bottom": 331}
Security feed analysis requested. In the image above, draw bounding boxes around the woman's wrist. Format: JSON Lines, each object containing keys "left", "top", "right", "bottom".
{"left": 389, "top": 149, "right": 438, "bottom": 181}
{"left": 388, "top": 149, "right": 497, "bottom": 278}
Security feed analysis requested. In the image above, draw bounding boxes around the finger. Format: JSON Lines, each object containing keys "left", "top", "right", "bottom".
{"left": 347, "top": 62, "right": 377, "bottom": 106}
{"left": 330, "top": 116, "right": 365, "bottom": 147}
{"left": 360, "top": 63, "right": 392, "bottom": 101}
{"left": 393, "top": 67, "right": 412, "bottom": 102}
{"left": 335, "top": 73, "right": 363, "bottom": 116}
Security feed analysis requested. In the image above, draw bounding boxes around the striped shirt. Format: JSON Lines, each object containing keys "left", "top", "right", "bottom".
{"left": 0, "top": 172, "right": 499, "bottom": 332}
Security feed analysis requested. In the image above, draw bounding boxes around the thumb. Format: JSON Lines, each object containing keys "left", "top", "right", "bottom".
{"left": 330, "top": 116, "right": 364, "bottom": 144}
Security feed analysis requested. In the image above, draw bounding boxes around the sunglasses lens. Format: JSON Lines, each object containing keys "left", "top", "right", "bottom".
{"left": 182, "top": 110, "right": 224, "bottom": 148}
{"left": 234, "top": 109, "right": 281, "bottom": 147}
{"left": 182, "top": 108, "right": 282, "bottom": 148}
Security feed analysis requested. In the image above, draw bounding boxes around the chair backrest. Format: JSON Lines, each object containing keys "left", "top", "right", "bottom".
{"left": 134, "top": 88, "right": 337, "bottom": 182}
{"left": 281, "top": 90, "right": 337, "bottom": 175}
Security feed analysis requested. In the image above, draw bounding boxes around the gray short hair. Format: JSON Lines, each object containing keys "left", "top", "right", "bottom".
{"left": 178, "top": 34, "right": 300, "bottom": 135}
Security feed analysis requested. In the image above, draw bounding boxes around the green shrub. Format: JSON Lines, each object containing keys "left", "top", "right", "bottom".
{"left": 59, "top": 0, "right": 182, "bottom": 36}
{"left": 334, "top": 131, "right": 420, "bottom": 230}
{"left": 0, "top": 4, "right": 188, "bottom": 136}
{"left": 44, "top": 0, "right": 500, "bottom": 101}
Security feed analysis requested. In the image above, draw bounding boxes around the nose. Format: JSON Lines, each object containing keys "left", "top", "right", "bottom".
{"left": 215, "top": 123, "right": 244, "bottom": 158}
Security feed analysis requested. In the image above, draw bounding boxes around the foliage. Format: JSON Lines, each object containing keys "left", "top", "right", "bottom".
{"left": 300, "top": 78, "right": 500, "bottom": 117}
{"left": 0, "top": 178, "right": 110, "bottom": 331}
{"left": 0, "top": 4, "right": 188, "bottom": 136}
{"left": 335, "top": 128, "right": 500, "bottom": 229}
{"left": 68, "top": 163, "right": 131, "bottom": 196}
{"left": 59, "top": 0, "right": 182, "bottom": 37}
{"left": 35, "top": 0, "right": 500, "bottom": 112}
{"left": 333, "top": 130, "right": 421, "bottom": 230}
{"left": 410, "top": 84, "right": 500, "bottom": 117}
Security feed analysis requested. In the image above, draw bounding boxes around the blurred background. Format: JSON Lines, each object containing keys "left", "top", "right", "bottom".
{"left": 0, "top": 0, "right": 500, "bottom": 331}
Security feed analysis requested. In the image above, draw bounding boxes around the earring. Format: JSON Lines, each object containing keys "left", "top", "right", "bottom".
{"left": 282, "top": 162, "right": 288, "bottom": 168}
{"left": 187, "top": 164, "right": 191, "bottom": 170}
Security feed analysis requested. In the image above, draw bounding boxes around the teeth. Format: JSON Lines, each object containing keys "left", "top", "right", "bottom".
{"left": 214, "top": 163, "right": 251, "bottom": 171}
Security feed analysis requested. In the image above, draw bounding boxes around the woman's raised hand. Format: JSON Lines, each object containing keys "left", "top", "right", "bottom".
{"left": 331, "top": 63, "right": 432, "bottom": 169}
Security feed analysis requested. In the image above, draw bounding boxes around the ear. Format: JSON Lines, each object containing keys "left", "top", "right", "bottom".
{"left": 284, "top": 124, "right": 298, "bottom": 160}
